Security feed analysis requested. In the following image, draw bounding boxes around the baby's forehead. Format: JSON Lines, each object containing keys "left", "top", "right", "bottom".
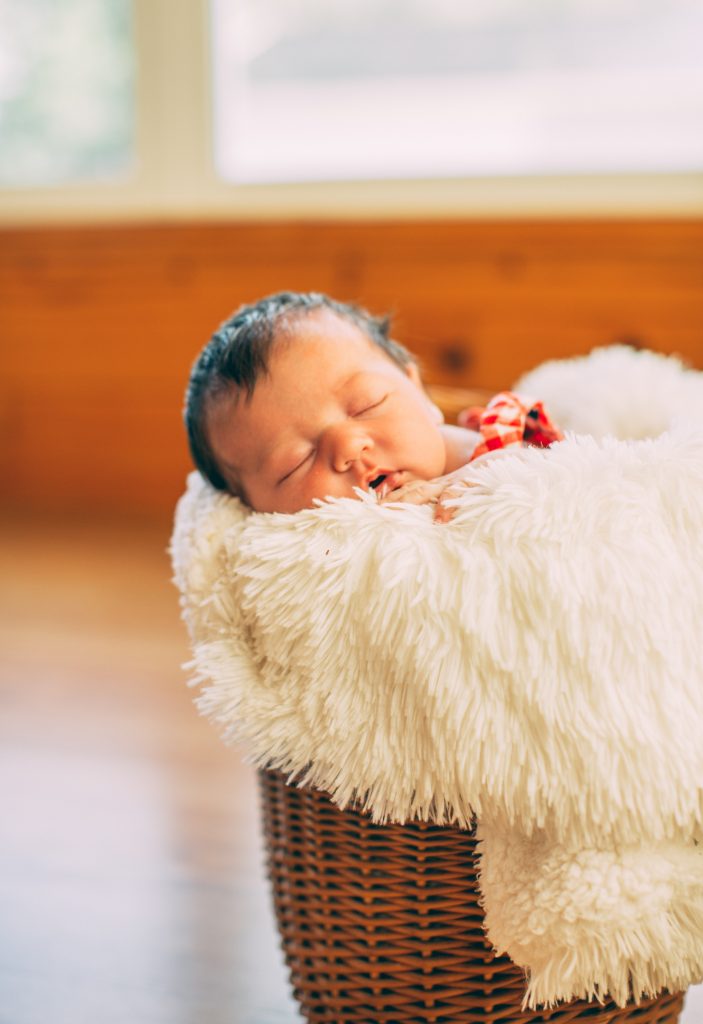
{"left": 272, "top": 308, "right": 393, "bottom": 375}
{"left": 276, "top": 307, "right": 373, "bottom": 350}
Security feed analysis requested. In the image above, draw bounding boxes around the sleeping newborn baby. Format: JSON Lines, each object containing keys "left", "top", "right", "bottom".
{"left": 184, "top": 291, "right": 562, "bottom": 520}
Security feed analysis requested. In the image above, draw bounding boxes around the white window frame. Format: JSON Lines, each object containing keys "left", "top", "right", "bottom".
{"left": 0, "top": 0, "right": 701, "bottom": 225}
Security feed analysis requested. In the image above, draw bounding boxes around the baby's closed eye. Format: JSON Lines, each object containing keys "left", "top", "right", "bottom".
{"left": 351, "top": 393, "right": 387, "bottom": 416}
{"left": 278, "top": 449, "right": 315, "bottom": 484}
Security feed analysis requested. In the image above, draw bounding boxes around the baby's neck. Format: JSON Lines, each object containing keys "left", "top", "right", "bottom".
{"left": 440, "top": 424, "right": 481, "bottom": 474}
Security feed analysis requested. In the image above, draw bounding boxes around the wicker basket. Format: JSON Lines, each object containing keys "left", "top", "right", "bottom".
{"left": 260, "top": 769, "right": 683, "bottom": 1024}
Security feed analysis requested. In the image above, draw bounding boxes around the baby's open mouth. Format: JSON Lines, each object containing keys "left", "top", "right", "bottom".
{"left": 369, "top": 474, "right": 387, "bottom": 490}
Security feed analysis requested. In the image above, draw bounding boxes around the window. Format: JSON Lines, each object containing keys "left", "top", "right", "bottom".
{"left": 211, "top": 0, "right": 703, "bottom": 183}
{"left": 0, "top": 0, "right": 135, "bottom": 187}
{"left": 0, "top": 0, "right": 700, "bottom": 221}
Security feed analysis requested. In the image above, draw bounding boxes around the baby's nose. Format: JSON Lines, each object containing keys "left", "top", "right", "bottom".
{"left": 330, "top": 424, "right": 372, "bottom": 472}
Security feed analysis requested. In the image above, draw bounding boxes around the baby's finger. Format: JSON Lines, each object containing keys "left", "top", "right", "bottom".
{"left": 381, "top": 480, "right": 443, "bottom": 505}
{"left": 433, "top": 500, "right": 454, "bottom": 524}
{"left": 433, "top": 481, "right": 475, "bottom": 523}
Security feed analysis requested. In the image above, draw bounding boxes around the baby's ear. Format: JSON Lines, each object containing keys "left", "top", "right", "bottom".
{"left": 429, "top": 400, "right": 445, "bottom": 424}
{"left": 405, "top": 360, "right": 422, "bottom": 386}
{"left": 405, "top": 361, "right": 444, "bottom": 423}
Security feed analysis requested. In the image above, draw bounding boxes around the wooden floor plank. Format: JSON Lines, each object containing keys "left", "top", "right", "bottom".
{"left": 0, "top": 516, "right": 300, "bottom": 1024}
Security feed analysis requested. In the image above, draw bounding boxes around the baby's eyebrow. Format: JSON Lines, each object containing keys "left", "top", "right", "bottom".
{"left": 336, "top": 369, "right": 367, "bottom": 393}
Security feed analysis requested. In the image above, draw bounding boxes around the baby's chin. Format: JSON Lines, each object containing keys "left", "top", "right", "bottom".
{"left": 262, "top": 472, "right": 419, "bottom": 514}
{"left": 295, "top": 482, "right": 381, "bottom": 513}
{"left": 252, "top": 489, "right": 361, "bottom": 515}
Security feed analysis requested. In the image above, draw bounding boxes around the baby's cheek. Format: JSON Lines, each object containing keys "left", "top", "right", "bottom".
{"left": 304, "top": 468, "right": 352, "bottom": 504}
{"left": 418, "top": 426, "right": 449, "bottom": 477}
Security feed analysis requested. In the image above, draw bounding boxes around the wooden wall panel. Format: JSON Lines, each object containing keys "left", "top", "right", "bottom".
{"left": 1, "top": 219, "right": 701, "bottom": 519}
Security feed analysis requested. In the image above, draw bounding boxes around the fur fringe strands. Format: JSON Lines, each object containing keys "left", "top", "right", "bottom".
{"left": 171, "top": 346, "right": 703, "bottom": 1008}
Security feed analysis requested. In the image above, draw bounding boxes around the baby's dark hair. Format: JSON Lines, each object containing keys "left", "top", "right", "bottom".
{"left": 185, "top": 290, "right": 413, "bottom": 493}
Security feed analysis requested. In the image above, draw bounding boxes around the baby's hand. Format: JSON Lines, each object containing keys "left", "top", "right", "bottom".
{"left": 380, "top": 470, "right": 476, "bottom": 523}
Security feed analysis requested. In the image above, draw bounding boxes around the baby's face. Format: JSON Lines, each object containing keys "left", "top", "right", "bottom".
{"left": 205, "top": 309, "right": 448, "bottom": 513}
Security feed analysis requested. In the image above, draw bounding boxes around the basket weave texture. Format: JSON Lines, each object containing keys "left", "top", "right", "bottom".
{"left": 260, "top": 769, "right": 684, "bottom": 1024}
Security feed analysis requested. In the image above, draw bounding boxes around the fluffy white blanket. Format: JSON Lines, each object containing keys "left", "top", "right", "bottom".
{"left": 171, "top": 346, "right": 703, "bottom": 1009}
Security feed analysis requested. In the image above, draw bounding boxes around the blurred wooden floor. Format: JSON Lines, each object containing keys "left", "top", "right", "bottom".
{"left": 1, "top": 516, "right": 701, "bottom": 1024}
{"left": 0, "top": 515, "right": 300, "bottom": 1024}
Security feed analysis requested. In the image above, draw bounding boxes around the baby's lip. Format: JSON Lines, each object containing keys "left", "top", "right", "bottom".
{"left": 368, "top": 470, "right": 403, "bottom": 496}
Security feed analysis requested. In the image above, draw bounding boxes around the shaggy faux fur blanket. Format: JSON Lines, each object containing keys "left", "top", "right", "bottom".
{"left": 171, "top": 345, "right": 703, "bottom": 1009}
